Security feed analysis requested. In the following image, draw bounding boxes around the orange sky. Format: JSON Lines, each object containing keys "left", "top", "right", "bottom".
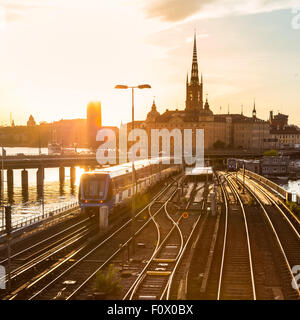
{"left": 0, "top": 0, "right": 299, "bottom": 127}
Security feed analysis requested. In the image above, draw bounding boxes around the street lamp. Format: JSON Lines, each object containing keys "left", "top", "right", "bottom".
{"left": 1, "top": 146, "right": 4, "bottom": 230}
{"left": 115, "top": 83, "right": 151, "bottom": 255}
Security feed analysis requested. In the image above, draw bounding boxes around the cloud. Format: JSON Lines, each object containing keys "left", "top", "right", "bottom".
{"left": 144, "top": 0, "right": 299, "bottom": 22}
{"left": 0, "top": 0, "right": 58, "bottom": 23}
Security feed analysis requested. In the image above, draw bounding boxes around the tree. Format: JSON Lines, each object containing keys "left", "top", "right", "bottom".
{"left": 287, "top": 201, "right": 300, "bottom": 216}
{"left": 213, "top": 140, "right": 226, "bottom": 149}
{"left": 94, "top": 264, "right": 122, "bottom": 296}
{"left": 263, "top": 149, "right": 278, "bottom": 156}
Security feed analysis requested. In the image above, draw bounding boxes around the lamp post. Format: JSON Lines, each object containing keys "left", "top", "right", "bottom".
{"left": 242, "top": 161, "right": 245, "bottom": 194}
{"left": 1, "top": 146, "right": 4, "bottom": 230}
{"left": 115, "top": 84, "right": 151, "bottom": 256}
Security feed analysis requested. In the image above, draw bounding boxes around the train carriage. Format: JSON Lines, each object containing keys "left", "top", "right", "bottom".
{"left": 79, "top": 158, "right": 181, "bottom": 215}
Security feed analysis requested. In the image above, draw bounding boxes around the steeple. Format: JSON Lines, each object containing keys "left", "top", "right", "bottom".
{"left": 185, "top": 31, "right": 203, "bottom": 111}
{"left": 146, "top": 96, "right": 160, "bottom": 122}
{"left": 152, "top": 96, "right": 157, "bottom": 110}
{"left": 252, "top": 99, "right": 257, "bottom": 118}
{"left": 204, "top": 94, "right": 210, "bottom": 110}
{"left": 191, "top": 32, "right": 199, "bottom": 84}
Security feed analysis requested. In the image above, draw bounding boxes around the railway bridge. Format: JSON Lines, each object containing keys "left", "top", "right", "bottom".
{"left": 0, "top": 150, "right": 265, "bottom": 191}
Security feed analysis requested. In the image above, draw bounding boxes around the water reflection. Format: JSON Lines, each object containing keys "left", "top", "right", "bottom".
{"left": 1, "top": 166, "right": 85, "bottom": 217}
{"left": 22, "top": 187, "right": 29, "bottom": 204}
{"left": 0, "top": 148, "right": 88, "bottom": 228}
{"left": 59, "top": 182, "right": 65, "bottom": 197}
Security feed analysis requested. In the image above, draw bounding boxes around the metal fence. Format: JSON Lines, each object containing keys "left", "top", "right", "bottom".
{"left": 244, "top": 169, "right": 291, "bottom": 202}
{"left": 0, "top": 200, "right": 78, "bottom": 234}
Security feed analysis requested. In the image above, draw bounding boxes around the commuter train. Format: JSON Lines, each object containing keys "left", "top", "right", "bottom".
{"left": 78, "top": 158, "right": 181, "bottom": 214}
{"left": 185, "top": 166, "right": 214, "bottom": 182}
{"left": 227, "top": 158, "right": 241, "bottom": 171}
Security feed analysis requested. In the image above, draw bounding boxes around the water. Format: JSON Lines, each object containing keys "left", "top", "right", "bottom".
{"left": 278, "top": 159, "right": 300, "bottom": 197}
{"left": 0, "top": 147, "right": 89, "bottom": 229}
{"left": 278, "top": 179, "right": 300, "bottom": 197}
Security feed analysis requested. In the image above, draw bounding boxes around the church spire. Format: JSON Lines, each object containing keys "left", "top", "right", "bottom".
{"left": 252, "top": 99, "right": 257, "bottom": 118}
{"left": 185, "top": 31, "right": 204, "bottom": 111}
{"left": 190, "top": 32, "right": 199, "bottom": 84}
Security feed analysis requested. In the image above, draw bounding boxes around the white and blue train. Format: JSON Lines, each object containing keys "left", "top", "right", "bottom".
{"left": 78, "top": 158, "right": 181, "bottom": 214}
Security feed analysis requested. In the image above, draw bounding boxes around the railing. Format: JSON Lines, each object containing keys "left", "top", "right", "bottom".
{"left": 244, "top": 169, "right": 291, "bottom": 202}
{"left": 0, "top": 200, "right": 79, "bottom": 235}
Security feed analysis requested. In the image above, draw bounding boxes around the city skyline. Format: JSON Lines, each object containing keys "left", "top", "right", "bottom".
{"left": 0, "top": 1, "right": 299, "bottom": 127}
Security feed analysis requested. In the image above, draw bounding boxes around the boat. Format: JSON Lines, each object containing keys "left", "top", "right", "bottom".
{"left": 48, "top": 142, "right": 62, "bottom": 155}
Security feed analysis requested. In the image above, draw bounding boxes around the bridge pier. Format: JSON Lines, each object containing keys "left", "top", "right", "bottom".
{"left": 99, "top": 206, "right": 109, "bottom": 232}
{"left": 59, "top": 166, "right": 65, "bottom": 184}
{"left": 21, "top": 169, "right": 28, "bottom": 190}
{"left": 0, "top": 170, "right": 3, "bottom": 197}
{"left": 7, "top": 169, "right": 13, "bottom": 191}
{"left": 70, "top": 167, "right": 76, "bottom": 185}
{"left": 37, "top": 167, "right": 44, "bottom": 187}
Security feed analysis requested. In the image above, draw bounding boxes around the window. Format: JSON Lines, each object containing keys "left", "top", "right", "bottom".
{"left": 83, "top": 175, "right": 106, "bottom": 199}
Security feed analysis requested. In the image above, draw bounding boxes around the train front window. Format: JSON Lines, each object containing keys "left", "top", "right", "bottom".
{"left": 82, "top": 175, "right": 106, "bottom": 199}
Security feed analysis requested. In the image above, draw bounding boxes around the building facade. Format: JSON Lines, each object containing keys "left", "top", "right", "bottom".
{"left": 87, "top": 101, "right": 102, "bottom": 149}
{"left": 269, "top": 112, "right": 300, "bottom": 149}
{"left": 126, "top": 34, "right": 272, "bottom": 154}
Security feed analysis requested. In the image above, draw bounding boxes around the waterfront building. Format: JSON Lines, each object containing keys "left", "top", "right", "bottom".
{"left": 261, "top": 156, "right": 289, "bottom": 176}
{"left": 269, "top": 111, "right": 300, "bottom": 149}
{"left": 27, "top": 115, "right": 36, "bottom": 126}
{"left": 87, "top": 101, "right": 102, "bottom": 149}
{"left": 125, "top": 34, "right": 272, "bottom": 153}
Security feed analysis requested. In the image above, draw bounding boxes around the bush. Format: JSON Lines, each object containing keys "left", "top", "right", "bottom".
{"left": 286, "top": 201, "right": 300, "bottom": 216}
{"left": 213, "top": 140, "right": 226, "bottom": 149}
{"left": 248, "top": 198, "right": 256, "bottom": 207}
{"left": 94, "top": 264, "right": 122, "bottom": 295}
{"left": 263, "top": 149, "right": 278, "bottom": 156}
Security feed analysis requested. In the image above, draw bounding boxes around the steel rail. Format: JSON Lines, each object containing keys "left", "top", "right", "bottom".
{"left": 216, "top": 174, "right": 229, "bottom": 300}
{"left": 234, "top": 173, "right": 300, "bottom": 296}
{"left": 218, "top": 173, "right": 257, "bottom": 300}
{"left": 125, "top": 188, "right": 180, "bottom": 300}
{"left": 0, "top": 217, "right": 91, "bottom": 266}
{"left": 240, "top": 173, "right": 299, "bottom": 239}
{"left": 1, "top": 226, "right": 93, "bottom": 296}
{"left": 65, "top": 182, "right": 181, "bottom": 300}
{"left": 27, "top": 179, "right": 181, "bottom": 300}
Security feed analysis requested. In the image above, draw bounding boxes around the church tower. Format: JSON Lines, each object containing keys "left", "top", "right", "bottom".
{"left": 185, "top": 33, "right": 203, "bottom": 111}
{"left": 252, "top": 99, "right": 257, "bottom": 118}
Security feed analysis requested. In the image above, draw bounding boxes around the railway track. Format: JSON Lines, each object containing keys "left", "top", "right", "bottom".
{"left": 242, "top": 172, "right": 300, "bottom": 235}
{"left": 234, "top": 172, "right": 300, "bottom": 299}
{"left": 186, "top": 176, "right": 224, "bottom": 300}
{"left": 0, "top": 217, "right": 96, "bottom": 299}
{"left": 0, "top": 216, "right": 92, "bottom": 266}
{"left": 5, "top": 177, "right": 182, "bottom": 300}
{"left": 216, "top": 173, "right": 256, "bottom": 300}
{"left": 168, "top": 181, "right": 212, "bottom": 300}
{"left": 123, "top": 181, "right": 210, "bottom": 300}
